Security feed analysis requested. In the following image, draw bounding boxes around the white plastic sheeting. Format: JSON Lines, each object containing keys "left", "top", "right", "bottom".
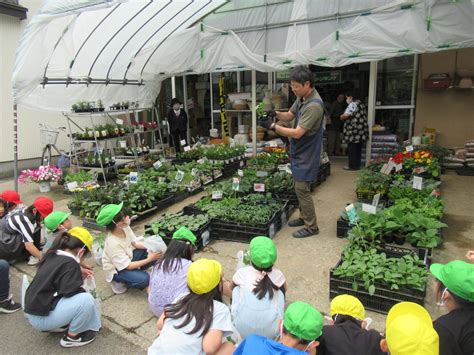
{"left": 12, "top": 0, "right": 474, "bottom": 112}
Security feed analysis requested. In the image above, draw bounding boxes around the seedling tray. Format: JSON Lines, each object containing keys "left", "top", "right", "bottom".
{"left": 336, "top": 217, "right": 352, "bottom": 238}
{"left": 156, "top": 193, "right": 178, "bottom": 211}
{"left": 455, "top": 166, "right": 474, "bottom": 176}
{"left": 379, "top": 243, "right": 431, "bottom": 266}
{"left": 329, "top": 259, "right": 426, "bottom": 314}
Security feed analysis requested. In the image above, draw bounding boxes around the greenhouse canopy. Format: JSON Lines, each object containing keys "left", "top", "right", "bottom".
{"left": 12, "top": 0, "right": 474, "bottom": 112}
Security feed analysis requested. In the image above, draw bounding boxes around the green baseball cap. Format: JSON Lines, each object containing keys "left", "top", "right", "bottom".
{"left": 44, "top": 211, "right": 71, "bottom": 232}
{"left": 284, "top": 302, "right": 323, "bottom": 341}
{"left": 172, "top": 227, "right": 197, "bottom": 246}
{"left": 96, "top": 202, "right": 124, "bottom": 226}
{"left": 250, "top": 236, "right": 277, "bottom": 269}
{"left": 430, "top": 260, "right": 474, "bottom": 302}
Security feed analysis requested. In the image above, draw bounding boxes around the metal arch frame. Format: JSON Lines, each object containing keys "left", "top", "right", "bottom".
{"left": 105, "top": 1, "right": 172, "bottom": 81}
{"left": 122, "top": 1, "right": 196, "bottom": 81}
{"left": 87, "top": 1, "right": 153, "bottom": 78}
{"left": 138, "top": 0, "right": 215, "bottom": 78}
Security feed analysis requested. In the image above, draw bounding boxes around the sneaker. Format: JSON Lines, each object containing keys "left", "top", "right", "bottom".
{"left": 110, "top": 281, "right": 127, "bottom": 295}
{"left": 288, "top": 218, "right": 305, "bottom": 227}
{"left": 27, "top": 256, "right": 39, "bottom": 266}
{"left": 292, "top": 227, "right": 320, "bottom": 238}
{"left": 60, "top": 330, "right": 97, "bottom": 348}
{"left": 0, "top": 296, "right": 22, "bottom": 314}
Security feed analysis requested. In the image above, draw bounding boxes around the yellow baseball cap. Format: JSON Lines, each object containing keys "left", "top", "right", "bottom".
{"left": 68, "top": 227, "right": 94, "bottom": 252}
{"left": 187, "top": 258, "right": 222, "bottom": 295}
{"left": 330, "top": 294, "right": 365, "bottom": 320}
{"left": 386, "top": 302, "right": 439, "bottom": 355}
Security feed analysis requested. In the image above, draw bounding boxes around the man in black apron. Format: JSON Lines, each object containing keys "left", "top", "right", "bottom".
{"left": 260, "top": 66, "right": 325, "bottom": 238}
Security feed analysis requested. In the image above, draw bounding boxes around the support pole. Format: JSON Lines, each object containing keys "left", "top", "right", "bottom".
{"left": 237, "top": 71, "right": 242, "bottom": 126}
{"left": 366, "top": 61, "right": 378, "bottom": 166}
{"left": 183, "top": 75, "right": 190, "bottom": 142}
{"left": 408, "top": 54, "right": 418, "bottom": 140}
{"left": 209, "top": 73, "right": 214, "bottom": 129}
{"left": 13, "top": 104, "right": 18, "bottom": 191}
{"left": 251, "top": 70, "right": 257, "bottom": 157}
{"left": 171, "top": 76, "right": 176, "bottom": 98}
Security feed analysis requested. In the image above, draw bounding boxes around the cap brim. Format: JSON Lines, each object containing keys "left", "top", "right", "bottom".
{"left": 429, "top": 263, "right": 445, "bottom": 284}
{"left": 387, "top": 302, "right": 432, "bottom": 329}
{"left": 59, "top": 212, "right": 72, "bottom": 224}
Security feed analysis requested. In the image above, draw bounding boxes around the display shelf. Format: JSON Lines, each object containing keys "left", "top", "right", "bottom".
{"left": 65, "top": 107, "right": 151, "bottom": 117}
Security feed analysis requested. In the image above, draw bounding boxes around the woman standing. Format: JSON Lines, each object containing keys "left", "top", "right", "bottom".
{"left": 166, "top": 98, "right": 188, "bottom": 153}
{"left": 340, "top": 90, "right": 369, "bottom": 171}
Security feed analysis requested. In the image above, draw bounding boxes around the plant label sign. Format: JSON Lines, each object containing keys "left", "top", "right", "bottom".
{"left": 201, "top": 230, "right": 210, "bottom": 247}
{"left": 256, "top": 171, "right": 268, "bottom": 177}
{"left": 380, "top": 163, "right": 390, "bottom": 175}
{"left": 197, "top": 158, "right": 206, "bottom": 164}
{"left": 203, "top": 176, "right": 213, "bottom": 185}
{"left": 119, "top": 140, "right": 127, "bottom": 148}
{"left": 153, "top": 160, "right": 162, "bottom": 170}
{"left": 345, "top": 204, "right": 359, "bottom": 224}
{"left": 129, "top": 172, "right": 138, "bottom": 184}
{"left": 191, "top": 168, "right": 198, "bottom": 177}
{"left": 372, "top": 193, "right": 381, "bottom": 207}
{"left": 183, "top": 145, "right": 191, "bottom": 152}
{"left": 395, "top": 163, "right": 403, "bottom": 172}
{"left": 116, "top": 118, "right": 124, "bottom": 125}
{"left": 413, "top": 176, "right": 423, "bottom": 190}
{"left": 175, "top": 170, "right": 185, "bottom": 182}
{"left": 232, "top": 177, "right": 240, "bottom": 191}
{"left": 212, "top": 191, "right": 223, "bottom": 200}
{"left": 239, "top": 160, "right": 245, "bottom": 167}
{"left": 180, "top": 139, "right": 186, "bottom": 146}
{"left": 362, "top": 203, "right": 377, "bottom": 215}
{"left": 269, "top": 141, "right": 278, "bottom": 147}
{"left": 406, "top": 145, "right": 414, "bottom": 152}
{"left": 254, "top": 183, "right": 265, "bottom": 192}
{"left": 269, "top": 223, "right": 276, "bottom": 238}
{"left": 66, "top": 181, "right": 79, "bottom": 191}
{"left": 237, "top": 169, "right": 244, "bottom": 177}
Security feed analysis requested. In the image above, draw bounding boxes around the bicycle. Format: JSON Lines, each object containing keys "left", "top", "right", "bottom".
{"left": 39, "top": 124, "right": 72, "bottom": 168}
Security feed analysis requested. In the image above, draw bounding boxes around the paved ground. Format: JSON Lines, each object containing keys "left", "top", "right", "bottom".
{"left": 1, "top": 157, "right": 473, "bottom": 354}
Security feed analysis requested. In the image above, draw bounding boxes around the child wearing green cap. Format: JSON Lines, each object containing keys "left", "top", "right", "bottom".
{"left": 98, "top": 203, "right": 162, "bottom": 294}
{"left": 225, "top": 236, "right": 287, "bottom": 339}
{"left": 430, "top": 260, "right": 474, "bottom": 355}
{"left": 234, "top": 301, "right": 323, "bottom": 354}
{"left": 148, "top": 227, "right": 196, "bottom": 317}
{"left": 43, "top": 211, "right": 72, "bottom": 251}
{"left": 318, "top": 294, "right": 384, "bottom": 355}
{"left": 148, "top": 258, "right": 234, "bottom": 355}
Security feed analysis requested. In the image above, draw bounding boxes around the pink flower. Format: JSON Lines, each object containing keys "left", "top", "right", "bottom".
{"left": 17, "top": 165, "right": 62, "bottom": 184}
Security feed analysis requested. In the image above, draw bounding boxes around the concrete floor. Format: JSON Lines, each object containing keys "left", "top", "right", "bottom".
{"left": 1, "top": 157, "right": 473, "bottom": 354}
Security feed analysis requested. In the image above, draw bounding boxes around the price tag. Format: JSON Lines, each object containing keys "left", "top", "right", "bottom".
{"left": 66, "top": 181, "right": 78, "bottom": 191}
{"left": 406, "top": 145, "right": 414, "bottom": 152}
{"left": 413, "top": 176, "right": 423, "bottom": 190}
{"left": 180, "top": 139, "right": 186, "bottom": 146}
{"left": 372, "top": 193, "right": 381, "bottom": 207}
{"left": 119, "top": 140, "right": 127, "bottom": 148}
{"left": 256, "top": 171, "right": 268, "bottom": 177}
{"left": 239, "top": 160, "right": 245, "bottom": 167}
{"left": 175, "top": 170, "right": 184, "bottom": 182}
{"left": 202, "top": 176, "right": 213, "bottom": 185}
{"left": 213, "top": 170, "right": 223, "bottom": 179}
{"left": 395, "top": 163, "right": 403, "bottom": 172}
{"left": 201, "top": 230, "right": 210, "bottom": 246}
{"left": 345, "top": 204, "right": 359, "bottom": 224}
{"left": 232, "top": 177, "right": 240, "bottom": 191}
{"left": 197, "top": 158, "right": 205, "bottom": 164}
{"left": 183, "top": 145, "right": 191, "bottom": 152}
{"left": 129, "top": 172, "right": 138, "bottom": 184}
{"left": 237, "top": 169, "right": 244, "bottom": 177}
{"left": 116, "top": 118, "right": 123, "bottom": 125}
{"left": 362, "top": 203, "right": 377, "bottom": 215}
{"left": 212, "top": 191, "right": 223, "bottom": 200}
{"left": 153, "top": 160, "right": 162, "bottom": 170}
{"left": 254, "top": 183, "right": 265, "bottom": 192}
{"left": 269, "top": 141, "right": 278, "bottom": 147}
{"left": 380, "top": 163, "right": 392, "bottom": 175}
{"left": 191, "top": 168, "right": 198, "bottom": 177}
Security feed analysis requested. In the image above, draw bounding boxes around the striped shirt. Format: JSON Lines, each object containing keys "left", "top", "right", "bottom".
{"left": 6, "top": 207, "right": 38, "bottom": 243}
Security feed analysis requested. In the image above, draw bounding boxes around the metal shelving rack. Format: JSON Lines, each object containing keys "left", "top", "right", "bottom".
{"left": 63, "top": 107, "right": 165, "bottom": 185}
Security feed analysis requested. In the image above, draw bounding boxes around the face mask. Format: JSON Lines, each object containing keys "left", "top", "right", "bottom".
{"left": 173, "top": 104, "right": 180, "bottom": 111}
{"left": 437, "top": 288, "right": 448, "bottom": 307}
{"left": 121, "top": 217, "right": 131, "bottom": 229}
{"left": 346, "top": 98, "right": 351, "bottom": 105}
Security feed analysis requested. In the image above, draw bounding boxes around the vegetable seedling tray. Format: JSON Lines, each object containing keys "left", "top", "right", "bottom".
{"left": 336, "top": 217, "right": 352, "bottom": 238}
{"left": 329, "top": 259, "right": 426, "bottom": 314}
{"left": 156, "top": 193, "right": 178, "bottom": 211}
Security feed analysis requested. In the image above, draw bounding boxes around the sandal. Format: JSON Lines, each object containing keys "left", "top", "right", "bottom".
{"left": 292, "top": 227, "right": 319, "bottom": 238}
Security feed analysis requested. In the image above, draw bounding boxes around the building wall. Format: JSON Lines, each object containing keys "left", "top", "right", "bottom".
{"left": 414, "top": 48, "right": 474, "bottom": 148}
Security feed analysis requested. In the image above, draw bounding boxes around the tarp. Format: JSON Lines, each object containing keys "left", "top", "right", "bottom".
{"left": 12, "top": 0, "right": 474, "bottom": 112}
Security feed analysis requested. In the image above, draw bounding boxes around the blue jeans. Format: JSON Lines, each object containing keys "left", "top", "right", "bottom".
{"left": 113, "top": 249, "right": 151, "bottom": 289}
{"left": 26, "top": 292, "right": 101, "bottom": 334}
{"left": 0, "top": 259, "right": 10, "bottom": 301}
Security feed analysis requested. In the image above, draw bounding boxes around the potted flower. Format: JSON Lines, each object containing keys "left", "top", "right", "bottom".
{"left": 18, "top": 165, "right": 62, "bottom": 192}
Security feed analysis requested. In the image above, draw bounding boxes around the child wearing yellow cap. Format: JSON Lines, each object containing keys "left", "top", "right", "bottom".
{"left": 148, "top": 258, "right": 234, "bottom": 355}
{"left": 97, "top": 203, "right": 162, "bottom": 294}
{"left": 380, "top": 302, "right": 439, "bottom": 355}
{"left": 234, "top": 301, "right": 323, "bottom": 354}
{"left": 224, "top": 236, "right": 286, "bottom": 339}
{"left": 430, "top": 260, "right": 474, "bottom": 355}
{"left": 318, "top": 294, "right": 384, "bottom": 355}
{"left": 24, "top": 227, "right": 101, "bottom": 348}
{"left": 148, "top": 227, "right": 196, "bottom": 317}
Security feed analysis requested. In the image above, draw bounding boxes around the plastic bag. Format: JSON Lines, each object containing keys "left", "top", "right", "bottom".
{"left": 236, "top": 250, "right": 250, "bottom": 271}
{"left": 21, "top": 274, "right": 30, "bottom": 311}
{"left": 143, "top": 235, "right": 167, "bottom": 253}
{"left": 83, "top": 276, "right": 101, "bottom": 318}
{"left": 92, "top": 242, "right": 103, "bottom": 267}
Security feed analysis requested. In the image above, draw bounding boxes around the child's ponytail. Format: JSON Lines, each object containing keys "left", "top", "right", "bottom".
{"left": 252, "top": 263, "right": 281, "bottom": 300}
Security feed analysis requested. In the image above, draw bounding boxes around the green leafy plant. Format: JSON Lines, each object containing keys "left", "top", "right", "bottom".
{"left": 145, "top": 213, "right": 209, "bottom": 236}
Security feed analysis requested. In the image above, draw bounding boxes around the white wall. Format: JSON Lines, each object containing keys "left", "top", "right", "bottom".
{"left": 0, "top": 0, "right": 72, "bottom": 165}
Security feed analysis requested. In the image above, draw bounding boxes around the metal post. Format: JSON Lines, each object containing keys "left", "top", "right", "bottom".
{"left": 236, "top": 71, "right": 242, "bottom": 126}
{"left": 268, "top": 72, "right": 272, "bottom": 93}
{"left": 408, "top": 54, "right": 419, "bottom": 140}
{"left": 13, "top": 104, "right": 18, "bottom": 191}
{"left": 183, "top": 75, "right": 190, "bottom": 143}
{"left": 366, "top": 61, "right": 378, "bottom": 166}
{"left": 209, "top": 73, "right": 214, "bottom": 129}
{"left": 171, "top": 76, "right": 176, "bottom": 98}
{"left": 153, "top": 106, "right": 165, "bottom": 157}
{"left": 251, "top": 70, "right": 257, "bottom": 156}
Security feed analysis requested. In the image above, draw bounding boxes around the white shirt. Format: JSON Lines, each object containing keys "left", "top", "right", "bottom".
{"left": 233, "top": 265, "right": 286, "bottom": 290}
{"left": 148, "top": 298, "right": 233, "bottom": 355}
{"left": 102, "top": 226, "right": 137, "bottom": 282}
